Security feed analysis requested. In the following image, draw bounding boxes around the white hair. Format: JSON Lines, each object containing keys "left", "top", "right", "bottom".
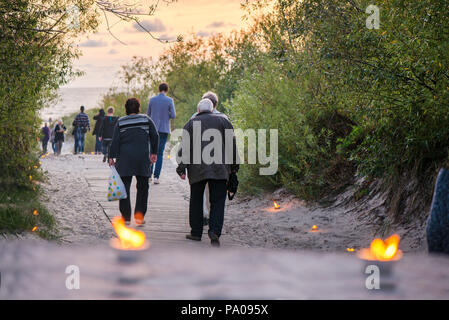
{"left": 197, "top": 99, "right": 214, "bottom": 113}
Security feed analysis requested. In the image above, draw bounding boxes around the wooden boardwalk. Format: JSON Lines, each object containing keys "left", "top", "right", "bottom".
{"left": 83, "top": 154, "right": 238, "bottom": 248}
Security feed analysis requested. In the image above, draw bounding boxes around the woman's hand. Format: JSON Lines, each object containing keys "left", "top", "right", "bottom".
{"left": 109, "top": 158, "right": 115, "bottom": 166}
{"left": 150, "top": 154, "right": 157, "bottom": 164}
{"left": 180, "top": 174, "right": 186, "bottom": 180}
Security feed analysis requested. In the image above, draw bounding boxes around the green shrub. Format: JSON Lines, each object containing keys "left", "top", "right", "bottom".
{"left": 0, "top": 185, "right": 57, "bottom": 239}
{"left": 228, "top": 58, "right": 355, "bottom": 199}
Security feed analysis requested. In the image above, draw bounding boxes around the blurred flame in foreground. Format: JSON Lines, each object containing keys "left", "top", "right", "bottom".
{"left": 110, "top": 217, "right": 147, "bottom": 250}
{"left": 273, "top": 201, "right": 281, "bottom": 209}
{"left": 358, "top": 234, "right": 402, "bottom": 261}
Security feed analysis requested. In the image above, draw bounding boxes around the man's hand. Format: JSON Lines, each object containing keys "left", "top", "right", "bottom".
{"left": 109, "top": 158, "right": 115, "bottom": 166}
{"left": 150, "top": 154, "right": 157, "bottom": 164}
{"left": 99, "top": 137, "right": 102, "bottom": 142}
{"left": 180, "top": 174, "right": 186, "bottom": 180}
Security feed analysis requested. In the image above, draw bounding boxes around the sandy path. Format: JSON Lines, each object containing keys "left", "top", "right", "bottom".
{"left": 225, "top": 189, "right": 427, "bottom": 253}
{"left": 41, "top": 154, "right": 114, "bottom": 245}
{"left": 39, "top": 150, "right": 427, "bottom": 253}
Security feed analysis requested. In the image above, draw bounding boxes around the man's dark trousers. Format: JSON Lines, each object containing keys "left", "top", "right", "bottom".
{"left": 189, "top": 179, "right": 227, "bottom": 239}
{"left": 119, "top": 176, "right": 149, "bottom": 222}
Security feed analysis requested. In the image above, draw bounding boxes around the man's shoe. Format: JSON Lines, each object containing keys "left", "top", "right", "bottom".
{"left": 124, "top": 220, "right": 131, "bottom": 226}
{"left": 154, "top": 178, "right": 160, "bottom": 185}
{"left": 208, "top": 231, "right": 220, "bottom": 247}
{"left": 135, "top": 219, "right": 146, "bottom": 227}
{"left": 186, "top": 234, "right": 201, "bottom": 241}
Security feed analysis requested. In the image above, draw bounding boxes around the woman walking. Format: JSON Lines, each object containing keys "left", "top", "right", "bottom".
{"left": 41, "top": 123, "right": 50, "bottom": 155}
{"left": 93, "top": 109, "right": 105, "bottom": 154}
{"left": 54, "top": 120, "right": 66, "bottom": 156}
{"left": 109, "top": 98, "right": 159, "bottom": 226}
{"left": 98, "top": 107, "right": 118, "bottom": 162}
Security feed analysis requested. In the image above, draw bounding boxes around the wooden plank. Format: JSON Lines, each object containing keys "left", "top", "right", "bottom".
{"left": 86, "top": 151, "right": 238, "bottom": 247}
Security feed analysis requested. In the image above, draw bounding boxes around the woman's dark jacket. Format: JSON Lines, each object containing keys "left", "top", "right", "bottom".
{"left": 109, "top": 114, "right": 159, "bottom": 177}
{"left": 54, "top": 124, "right": 66, "bottom": 142}
{"left": 92, "top": 109, "right": 105, "bottom": 136}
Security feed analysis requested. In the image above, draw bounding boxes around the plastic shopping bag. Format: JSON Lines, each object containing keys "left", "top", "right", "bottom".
{"left": 107, "top": 166, "right": 127, "bottom": 201}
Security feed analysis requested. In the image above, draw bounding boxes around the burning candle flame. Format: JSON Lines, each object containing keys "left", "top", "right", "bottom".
{"left": 111, "top": 216, "right": 146, "bottom": 250}
{"left": 347, "top": 248, "right": 355, "bottom": 252}
{"left": 273, "top": 201, "right": 281, "bottom": 209}
{"left": 33, "top": 210, "right": 39, "bottom": 216}
{"left": 358, "top": 234, "right": 402, "bottom": 261}
{"left": 312, "top": 225, "right": 318, "bottom": 230}
{"left": 32, "top": 226, "right": 37, "bottom": 232}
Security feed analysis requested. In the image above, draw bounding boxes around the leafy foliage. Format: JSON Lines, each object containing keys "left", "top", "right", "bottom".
{"left": 107, "top": 0, "right": 449, "bottom": 203}
{"left": 0, "top": 0, "right": 98, "bottom": 186}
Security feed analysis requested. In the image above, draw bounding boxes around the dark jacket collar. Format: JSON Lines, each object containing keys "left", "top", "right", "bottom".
{"left": 197, "top": 110, "right": 213, "bottom": 115}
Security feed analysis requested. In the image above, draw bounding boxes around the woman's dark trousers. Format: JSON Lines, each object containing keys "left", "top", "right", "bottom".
{"left": 95, "top": 135, "right": 102, "bottom": 153}
{"left": 42, "top": 140, "right": 48, "bottom": 154}
{"left": 119, "top": 176, "right": 149, "bottom": 222}
{"left": 189, "top": 179, "right": 227, "bottom": 239}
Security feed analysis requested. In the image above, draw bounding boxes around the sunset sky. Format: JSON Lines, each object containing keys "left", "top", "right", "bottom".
{"left": 68, "top": 0, "right": 248, "bottom": 88}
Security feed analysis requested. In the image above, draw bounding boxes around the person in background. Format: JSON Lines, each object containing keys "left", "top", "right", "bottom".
{"left": 190, "top": 91, "right": 227, "bottom": 226}
{"left": 54, "top": 120, "right": 66, "bottom": 156}
{"left": 177, "top": 99, "right": 239, "bottom": 247}
{"left": 109, "top": 98, "right": 159, "bottom": 226}
{"left": 190, "top": 91, "right": 227, "bottom": 120}
{"left": 41, "top": 123, "right": 50, "bottom": 155}
{"left": 92, "top": 109, "right": 105, "bottom": 154}
{"left": 146, "top": 82, "right": 176, "bottom": 184}
{"left": 50, "top": 121, "right": 57, "bottom": 154}
{"left": 72, "top": 106, "right": 90, "bottom": 154}
{"left": 98, "top": 106, "right": 118, "bottom": 163}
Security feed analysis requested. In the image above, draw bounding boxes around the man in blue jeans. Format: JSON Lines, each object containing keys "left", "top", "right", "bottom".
{"left": 147, "top": 83, "right": 176, "bottom": 184}
{"left": 72, "top": 106, "right": 90, "bottom": 154}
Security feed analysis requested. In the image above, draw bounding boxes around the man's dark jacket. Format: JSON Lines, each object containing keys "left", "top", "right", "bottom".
{"left": 99, "top": 116, "right": 119, "bottom": 140}
{"left": 176, "top": 111, "right": 239, "bottom": 185}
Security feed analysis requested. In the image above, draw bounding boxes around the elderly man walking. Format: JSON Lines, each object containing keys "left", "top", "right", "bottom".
{"left": 190, "top": 91, "right": 227, "bottom": 226}
{"left": 177, "top": 99, "right": 239, "bottom": 247}
{"left": 147, "top": 83, "right": 176, "bottom": 184}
